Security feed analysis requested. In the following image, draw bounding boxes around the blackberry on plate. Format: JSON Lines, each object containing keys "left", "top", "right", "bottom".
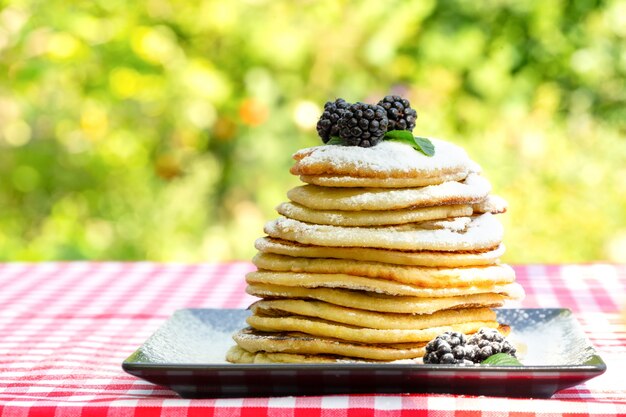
{"left": 316, "top": 98, "right": 350, "bottom": 143}
{"left": 467, "top": 328, "right": 517, "bottom": 362}
{"left": 423, "top": 332, "right": 477, "bottom": 365}
{"left": 377, "top": 95, "right": 417, "bottom": 132}
{"left": 424, "top": 328, "right": 518, "bottom": 365}
{"left": 337, "top": 102, "right": 389, "bottom": 147}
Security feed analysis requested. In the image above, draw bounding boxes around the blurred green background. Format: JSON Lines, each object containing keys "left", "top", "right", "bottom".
{"left": 1, "top": 0, "right": 625, "bottom": 263}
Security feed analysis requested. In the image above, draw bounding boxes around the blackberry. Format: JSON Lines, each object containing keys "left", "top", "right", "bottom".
{"left": 316, "top": 98, "right": 350, "bottom": 143}
{"left": 337, "top": 102, "right": 388, "bottom": 147}
{"left": 467, "top": 328, "right": 517, "bottom": 362}
{"left": 424, "top": 328, "right": 517, "bottom": 365}
{"left": 423, "top": 332, "right": 477, "bottom": 365}
{"left": 377, "top": 95, "right": 417, "bottom": 132}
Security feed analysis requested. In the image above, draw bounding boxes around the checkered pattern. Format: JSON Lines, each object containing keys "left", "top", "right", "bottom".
{"left": 1, "top": 263, "right": 625, "bottom": 416}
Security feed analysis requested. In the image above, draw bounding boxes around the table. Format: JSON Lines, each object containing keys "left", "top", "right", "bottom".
{"left": 0, "top": 262, "right": 625, "bottom": 416}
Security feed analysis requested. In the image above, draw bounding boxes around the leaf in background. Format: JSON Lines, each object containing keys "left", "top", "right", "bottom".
{"left": 326, "top": 136, "right": 344, "bottom": 145}
{"left": 480, "top": 353, "right": 523, "bottom": 366}
{"left": 383, "top": 130, "right": 435, "bottom": 157}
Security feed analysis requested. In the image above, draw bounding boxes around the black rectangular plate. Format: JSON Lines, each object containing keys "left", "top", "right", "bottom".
{"left": 122, "top": 308, "right": 606, "bottom": 398}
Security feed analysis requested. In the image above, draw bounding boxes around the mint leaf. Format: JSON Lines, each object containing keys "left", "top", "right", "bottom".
{"left": 383, "top": 130, "right": 414, "bottom": 142}
{"left": 480, "top": 353, "right": 523, "bottom": 366}
{"left": 326, "top": 136, "right": 344, "bottom": 145}
{"left": 413, "top": 136, "right": 435, "bottom": 157}
{"left": 383, "top": 130, "right": 435, "bottom": 157}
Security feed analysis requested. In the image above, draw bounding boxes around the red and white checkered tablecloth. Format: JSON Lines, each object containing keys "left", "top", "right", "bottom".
{"left": 0, "top": 262, "right": 625, "bottom": 416}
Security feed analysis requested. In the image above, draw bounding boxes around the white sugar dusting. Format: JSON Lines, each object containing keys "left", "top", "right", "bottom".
{"left": 264, "top": 213, "right": 503, "bottom": 251}
{"left": 288, "top": 174, "right": 492, "bottom": 211}
{"left": 473, "top": 195, "right": 508, "bottom": 214}
{"left": 417, "top": 217, "right": 472, "bottom": 232}
{"left": 293, "top": 139, "right": 475, "bottom": 174}
{"left": 138, "top": 310, "right": 234, "bottom": 364}
{"left": 506, "top": 310, "right": 597, "bottom": 365}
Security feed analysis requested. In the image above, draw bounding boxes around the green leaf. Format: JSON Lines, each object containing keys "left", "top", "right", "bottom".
{"left": 383, "top": 131, "right": 435, "bottom": 157}
{"left": 480, "top": 353, "right": 523, "bottom": 366}
{"left": 383, "top": 130, "right": 414, "bottom": 142}
{"left": 413, "top": 136, "right": 435, "bottom": 157}
{"left": 326, "top": 136, "right": 344, "bottom": 145}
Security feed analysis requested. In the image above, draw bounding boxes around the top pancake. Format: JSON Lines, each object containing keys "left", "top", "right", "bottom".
{"left": 291, "top": 140, "right": 480, "bottom": 187}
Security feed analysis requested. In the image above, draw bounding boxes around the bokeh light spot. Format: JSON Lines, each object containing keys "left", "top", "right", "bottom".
{"left": 607, "top": 231, "right": 626, "bottom": 262}
{"left": 109, "top": 67, "right": 140, "bottom": 98}
{"left": 184, "top": 99, "right": 217, "bottom": 129}
{"left": 131, "top": 25, "right": 180, "bottom": 65}
{"left": 85, "top": 219, "right": 114, "bottom": 250}
{"left": 2, "top": 119, "right": 31, "bottom": 146}
{"left": 293, "top": 100, "right": 320, "bottom": 131}
{"left": 239, "top": 98, "right": 269, "bottom": 126}
{"left": 183, "top": 60, "right": 231, "bottom": 104}
{"left": 46, "top": 32, "right": 82, "bottom": 60}
{"left": 81, "top": 106, "right": 108, "bottom": 140}
{"left": 0, "top": 7, "right": 29, "bottom": 34}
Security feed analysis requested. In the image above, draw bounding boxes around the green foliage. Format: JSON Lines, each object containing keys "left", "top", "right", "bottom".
{"left": 0, "top": 0, "right": 625, "bottom": 261}
{"left": 481, "top": 353, "right": 523, "bottom": 366}
{"left": 383, "top": 131, "right": 435, "bottom": 156}
{"left": 326, "top": 137, "right": 344, "bottom": 146}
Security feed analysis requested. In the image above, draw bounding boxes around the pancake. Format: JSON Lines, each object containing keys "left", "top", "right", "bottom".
{"left": 255, "top": 237, "right": 506, "bottom": 267}
{"left": 246, "top": 314, "right": 498, "bottom": 344}
{"left": 231, "top": 328, "right": 428, "bottom": 361}
{"left": 276, "top": 201, "right": 473, "bottom": 227}
{"left": 252, "top": 254, "right": 516, "bottom": 287}
{"left": 246, "top": 283, "right": 510, "bottom": 314}
{"left": 229, "top": 321, "right": 513, "bottom": 363}
{"left": 298, "top": 172, "right": 470, "bottom": 188}
{"left": 251, "top": 299, "right": 497, "bottom": 330}
{"left": 387, "top": 217, "right": 473, "bottom": 232}
{"left": 287, "top": 173, "right": 491, "bottom": 211}
{"left": 264, "top": 213, "right": 503, "bottom": 251}
{"left": 246, "top": 271, "right": 523, "bottom": 298}
{"left": 226, "top": 345, "right": 377, "bottom": 363}
{"left": 290, "top": 139, "right": 479, "bottom": 180}
{"left": 473, "top": 195, "right": 508, "bottom": 214}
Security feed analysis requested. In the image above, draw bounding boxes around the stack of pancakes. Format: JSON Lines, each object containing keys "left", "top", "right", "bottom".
{"left": 227, "top": 139, "right": 524, "bottom": 364}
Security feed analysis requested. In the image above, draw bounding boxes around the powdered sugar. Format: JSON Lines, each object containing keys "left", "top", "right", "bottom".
{"left": 264, "top": 213, "right": 504, "bottom": 251}
{"left": 288, "top": 173, "right": 492, "bottom": 211}
{"left": 137, "top": 309, "right": 237, "bottom": 364}
{"left": 292, "top": 139, "right": 478, "bottom": 176}
{"left": 472, "top": 195, "right": 508, "bottom": 214}
{"left": 275, "top": 201, "right": 474, "bottom": 227}
{"left": 415, "top": 217, "right": 472, "bottom": 232}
